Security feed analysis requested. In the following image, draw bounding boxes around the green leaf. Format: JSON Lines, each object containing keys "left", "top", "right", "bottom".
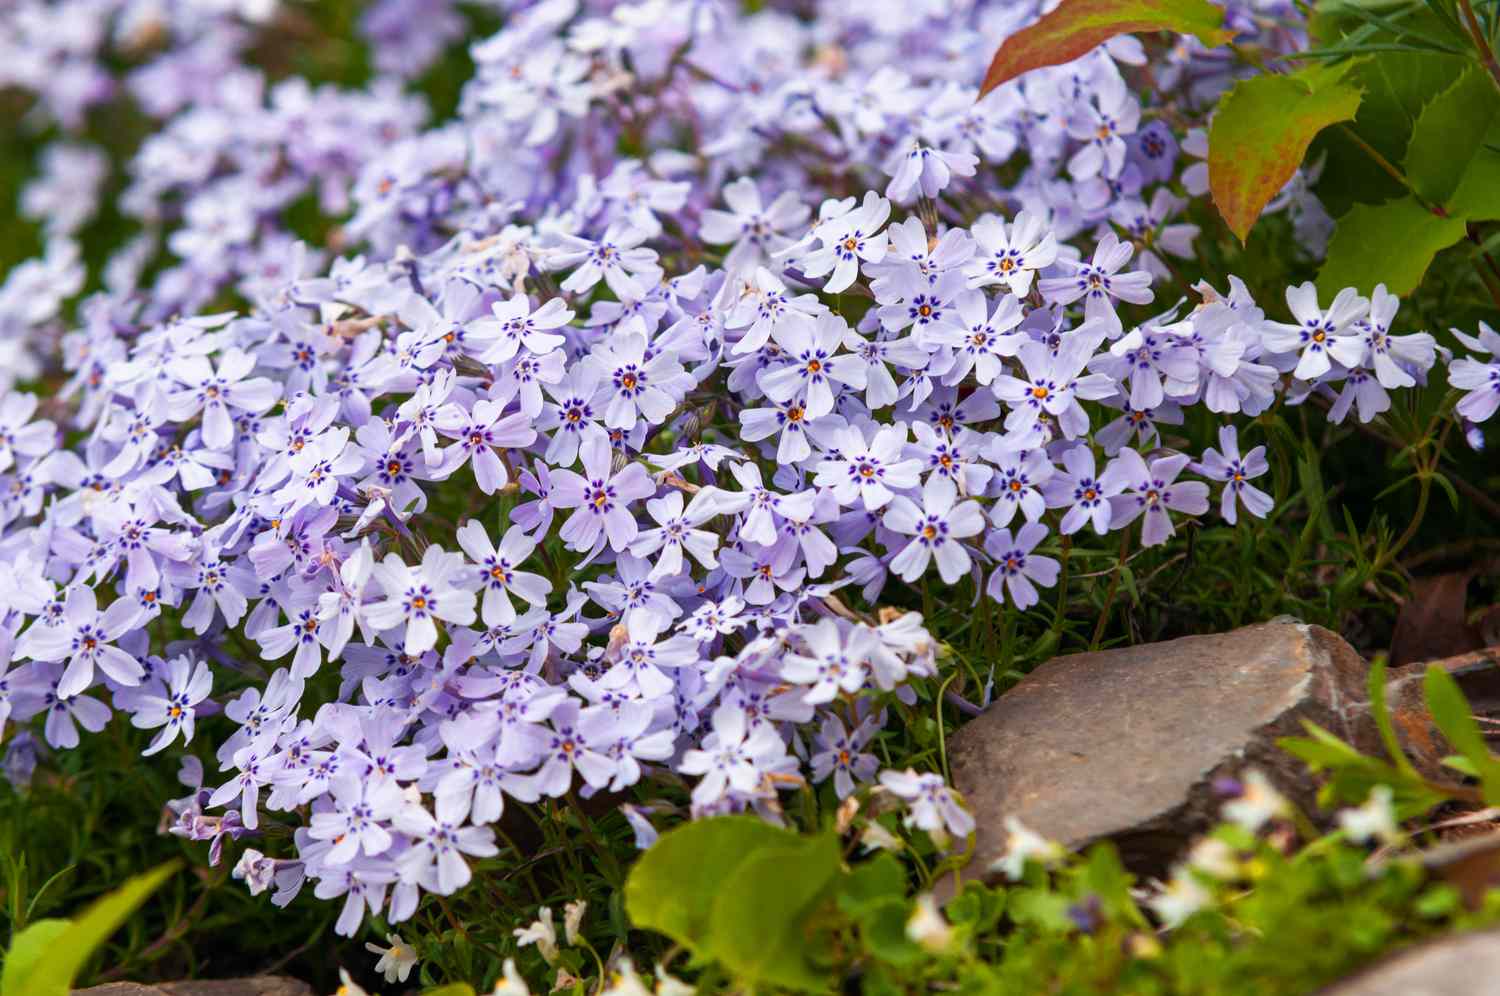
{"left": 1424, "top": 665, "right": 1500, "bottom": 803}
{"left": 624, "top": 816, "right": 800, "bottom": 949}
{"left": 857, "top": 899, "right": 926, "bottom": 968}
{"left": 705, "top": 834, "right": 842, "bottom": 991}
{"left": 838, "top": 853, "right": 908, "bottom": 917}
{"left": 1316, "top": 195, "right": 1466, "bottom": 295}
{"left": 3, "top": 860, "right": 180, "bottom": 996}
{"left": 1209, "top": 62, "right": 1366, "bottom": 241}
{"left": 1, "top": 921, "right": 70, "bottom": 996}
{"left": 1447, "top": 146, "right": 1500, "bottom": 220}
{"left": 1404, "top": 66, "right": 1500, "bottom": 205}
{"left": 978, "top": 0, "right": 1233, "bottom": 96}
{"left": 423, "top": 986, "right": 478, "bottom": 996}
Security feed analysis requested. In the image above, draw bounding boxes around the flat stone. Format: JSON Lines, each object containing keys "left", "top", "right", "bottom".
{"left": 948, "top": 620, "right": 1378, "bottom": 879}
{"left": 1318, "top": 929, "right": 1500, "bottom": 995}
{"left": 76, "top": 980, "right": 312, "bottom": 996}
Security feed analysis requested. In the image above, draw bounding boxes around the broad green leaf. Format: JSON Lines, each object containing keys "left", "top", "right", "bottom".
{"left": 4, "top": 860, "right": 180, "bottom": 996}
{"left": 1405, "top": 67, "right": 1500, "bottom": 205}
{"left": 837, "top": 853, "right": 907, "bottom": 917}
{"left": 624, "top": 816, "right": 801, "bottom": 949}
{"left": 1424, "top": 665, "right": 1500, "bottom": 803}
{"left": 978, "top": 0, "right": 1233, "bottom": 96}
{"left": 423, "top": 986, "right": 477, "bottom": 996}
{"left": 1448, "top": 145, "right": 1500, "bottom": 220}
{"left": 1, "top": 921, "right": 70, "bottom": 996}
{"left": 705, "top": 833, "right": 842, "bottom": 991}
{"left": 1310, "top": 50, "right": 1466, "bottom": 215}
{"left": 1315, "top": 195, "right": 1466, "bottom": 295}
{"left": 856, "top": 899, "right": 926, "bottom": 968}
{"left": 1209, "top": 62, "right": 1365, "bottom": 242}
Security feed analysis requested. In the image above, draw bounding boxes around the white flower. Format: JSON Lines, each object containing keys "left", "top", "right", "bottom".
{"left": 1147, "top": 867, "right": 1213, "bottom": 928}
{"left": 1186, "top": 837, "right": 1240, "bottom": 880}
{"left": 563, "top": 899, "right": 587, "bottom": 946}
{"left": 364, "top": 932, "right": 418, "bottom": 984}
{"left": 490, "top": 959, "right": 531, "bottom": 996}
{"left": 860, "top": 821, "right": 902, "bottom": 852}
{"left": 905, "top": 894, "right": 955, "bottom": 953}
{"left": 333, "top": 968, "right": 370, "bottom": 996}
{"left": 514, "top": 906, "right": 559, "bottom": 964}
{"left": 1338, "top": 785, "right": 1400, "bottom": 845}
{"left": 1221, "top": 769, "right": 1290, "bottom": 833}
{"left": 990, "top": 815, "right": 1064, "bottom": 880}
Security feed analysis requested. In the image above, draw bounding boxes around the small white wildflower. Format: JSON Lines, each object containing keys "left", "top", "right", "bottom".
{"left": 1186, "top": 837, "right": 1239, "bottom": 880}
{"left": 1338, "top": 785, "right": 1400, "bottom": 845}
{"left": 491, "top": 958, "right": 531, "bottom": 996}
{"left": 905, "top": 894, "right": 955, "bottom": 954}
{"left": 514, "top": 906, "right": 559, "bottom": 965}
{"left": 654, "top": 966, "right": 696, "bottom": 996}
{"left": 333, "top": 968, "right": 371, "bottom": 996}
{"left": 990, "top": 816, "right": 1064, "bottom": 880}
{"left": 563, "top": 899, "right": 588, "bottom": 946}
{"left": 600, "top": 958, "right": 651, "bottom": 996}
{"left": 364, "top": 932, "right": 418, "bottom": 984}
{"left": 1146, "top": 867, "right": 1213, "bottom": 928}
{"left": 1221, "top": 769, "right": 1290, "bottom": 833}
{"left": 860, "top": 821, "right": 902, "bottom": 852}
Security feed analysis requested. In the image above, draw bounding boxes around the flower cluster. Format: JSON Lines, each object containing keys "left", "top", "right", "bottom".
{"left": 0, "top": 0, "right": 1492, "bottom": 943}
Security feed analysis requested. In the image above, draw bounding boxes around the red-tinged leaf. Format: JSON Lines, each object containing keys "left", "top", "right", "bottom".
{"left": 1208, "top": 63, "right": 1364, "bottom": 243}
{"left": 978, "top": 0, "right": 1234, "bottom": 97}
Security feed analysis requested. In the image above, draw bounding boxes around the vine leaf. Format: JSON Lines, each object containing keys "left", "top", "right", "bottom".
{"left": 1316, "top": 195, "right": 1466, "bottom": 296}
{"left": 1208, "top": 62, "right": 1365, "bottom": 242}
{"left": 978, "top": 0, "right": 1233, "bottom": 97}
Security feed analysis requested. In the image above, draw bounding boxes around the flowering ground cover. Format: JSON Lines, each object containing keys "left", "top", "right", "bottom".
{"left": 2, "top": 0, "right": 1499, "bottom": 993}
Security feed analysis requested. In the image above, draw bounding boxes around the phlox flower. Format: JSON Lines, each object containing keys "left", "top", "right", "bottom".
{"left": 456, "top": 521, "right": 552, "bottom": 626}
{"left": 166, "top": 348, "right": 281, "bottom": 451}
{"left": 1262, "top": 283, "right": 1368, "bottom": 381}
{"left": 1108, "top": 449, "right": 1209, "bottom": 546}
{"left": 678, "top": 701, "right": 790, "bottom": 807}
{"left": 394, "top": 796, "right": 499, "bottom": 895}
{"left": 364, "top": 545, "right": 478, "bottom": 655}
{"left": 878, "top": 768, "right": 975, "bottom": 840}
{"left": 126, "top": 654, "right": 212, "bottom": 755}
{"left": 16, "top": 586, "right": 147, "bottom": 698}
{"left": 0, "top": 393, "right": 56, "bottom": 473}
{"left": 813, "top": 424, "right": 923, "bottom": 511}
{"left": 467, "top": 294, "right": 572, "bottom": 365}
{"left": 1450, "top": 321, "right": 1500, "bottom": 423}
{"left": 882, "top": 476, "right": 984, "bottom": 583}
{"left": 810, "top": 712, "right": 881, "bottom": 799}
{"left": 965, "top": 211, "right": 1058, "bottom": 297}
{"left": 549, "top": 222, "right": 663, "bottom": 299}
{"left": 984, "top": 522, "right": 1060, "bottom": 610}
{"left": 547, "top": 428, "right": 656, "bottom": 552}
{"left": 798, "top": 191, "right": 891, "bottom": 294}
{"left": 699, "top": 176, "right": 809, "bottom": 273}
{"left": 1038, "top": 232, "right": 1154, "bottom": 336}
{"left": 1195, "top": 426, "right": 1271, "bottom": 525}
{"left": 1043, "top": 444, "right": 1129, "bottom": 535}
{"left": 883, "top": 140, "right": 979, "bottom": 204}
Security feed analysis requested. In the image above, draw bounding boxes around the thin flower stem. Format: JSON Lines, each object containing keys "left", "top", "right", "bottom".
{"left": 1090, "top": 529, "right": 1132, "bottom": 651}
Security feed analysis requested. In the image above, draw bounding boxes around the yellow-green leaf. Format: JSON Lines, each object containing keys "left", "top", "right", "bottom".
{"left": 978, "top": 0, "right": 1233, "bottom": 97}
{"left": 1209, "top": 63, "right": 1365, "bottom": 242}
{"left": 3, "top": 861, "right": 180, "bottom": 996}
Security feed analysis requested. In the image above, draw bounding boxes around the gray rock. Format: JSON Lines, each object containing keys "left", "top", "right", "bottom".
{"left": 75, "top": 979, "right": 313, "bottom": 996}
{"left": 1318, "top": 929, "right": 1500, "bottom": 995}
{"left": 948, "top": 620, "right": 1378, "bottom": 879}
